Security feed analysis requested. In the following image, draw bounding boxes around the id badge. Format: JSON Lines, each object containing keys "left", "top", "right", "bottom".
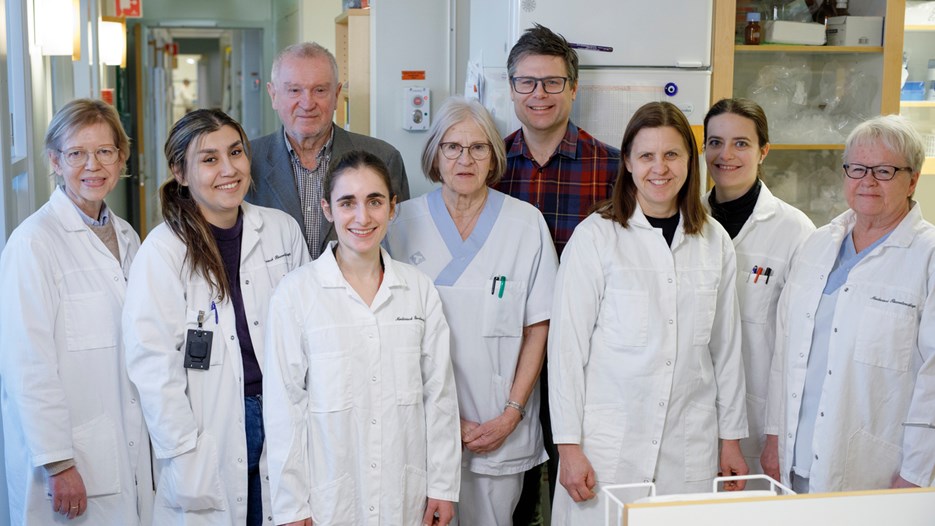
{"left": 184, "top": 329, "right": 213, "bottom": 370}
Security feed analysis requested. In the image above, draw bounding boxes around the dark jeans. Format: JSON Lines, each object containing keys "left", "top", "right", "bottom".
{"left": 245, "top": 394, "right": 265, "bottom": 526}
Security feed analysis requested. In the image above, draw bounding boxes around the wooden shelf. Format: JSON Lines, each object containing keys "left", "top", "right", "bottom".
{"left": 905, "top": 24, "right": 935, "bottom": 32}
{"left": 770, "top": 144, "right": 845, "bottom": 150}
{"left": 335, "top": 8, "right": 370, "bottom": 135}
{"left": 901, "top": 101, "right": 935, "bottom": 108}
{"left": 735, "top": 44, "right": 883, "bottom": 53}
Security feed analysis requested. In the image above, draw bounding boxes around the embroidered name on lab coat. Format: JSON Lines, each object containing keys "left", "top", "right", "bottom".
{"left": 870, "top": 296, "right": 917, "bottom": 309}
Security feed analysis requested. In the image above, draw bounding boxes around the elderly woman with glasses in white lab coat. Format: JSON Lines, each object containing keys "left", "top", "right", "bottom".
{"left": 762, "top": 115, "right": 935, "bottom": 493}
{"left": 384, "top": 97, "right": 558, "bottom": 525}
{"left": 0, "top": 98, "right": 153, "bottom": 525}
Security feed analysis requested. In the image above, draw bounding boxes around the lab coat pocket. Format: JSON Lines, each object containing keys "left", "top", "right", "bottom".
{"left": 843, "top": 429, "right": 901, "bottom": 490}
{"left": 400, "top": 465, "right": 427, "bottom": 526}
{"left": 683, "top": 401, "right": 718, "bottom": 482}
{"left": 600, "top": 290, "right": 648, "bottom": 348}
{"left": 581, "top": 404, "right": 626, "bottom": 482}
{"left": 71, "top": 415, "right": 121, "bottom": 497}
{"left": 738, "top": 278, "right": 776, "bottom": 325}
{"left": 307, "top": 352, "right": 352, "bottom": 412}
{"left": 853, "top": 299, "right": 917, "bottom": 372}
{"left": 64, "top": 291, "right": 117, "bottom": 351}
{"left": 156, "top": 433, "right": 227, "bottom": 511}
{"left": 394, "top": 346, "right": 423, "bottom": 406}
{"left": 482, "top": 280, "right": 526, "bottom": 337}
{"left": 310, "top": 473, "right": 358, "bottom": 526}
{"left": 692, "top": 289, "right": 718, "bottom": 346}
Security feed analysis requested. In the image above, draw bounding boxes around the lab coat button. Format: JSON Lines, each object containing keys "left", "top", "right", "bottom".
{"left": 130, "top": 399, "right": 136, "bottom": 404}
{"left": 371, "top": 463, "right": 377, "bottom": 468}
{"left": 245, "top": 279, "right": 250, "bottom": 285}
{"left": 230, "top": 335, "right": 235, "bottom": 340}
{"left": 788, "top": 433, "right": 793, "bottom": 438}
{"left": 129, "top": 441, "right": 134, "bottom": 446}
{"left": 371, "top": 419, "right": 377, "bottom": 424}
{"left": 820, "top": 412, "right": 824, "bottom": 417}
{"left": 667, "top": 278, "right": 673, "bottom": 284}
{"left": 652, "top": 440, "right": 658, "bottom": 445}
{"left": 668, "top": 319, "right": 674, "bottom": 325}
{"left": 113, "top": 276, "right": 118, "bottom": 281}
{"left": 643, "top": 479, "right": 650, "bottom": 483}
{"left": 658, "top": 401, "right": 665, "bottom": 407}
{"left": 254, "top": 321, "right": 259, "bottom": 326}
{"left": 665, "top": 360, "right": 671, "bottom": 366}
{"left": 371, "top": 376, "right": 377, "bottom": 382}
{"left": 799, "top": 353, "right": 805, "bottom": 358}
{"left": 806, "top": 313, "right": 811, "bottom": 319}
{"left": 814, "top": 454, "right": 819, "bottom": 460}
{"left": 370, "top": 506, "right": 375, "bottom": 512}
{"left": 238, "top": 458, "right": 243, "bottom": 463}
{"left": 792, "top": 393, "right": 797, "bottom": 398}
{"left": 237, "top": 497, "right": 243, "bottom": 503}
{"left": 828, "top": 369, "right": 832, "bottom": 375}
{"left": 844, "top": 287, "right": 849, "bottom": 292}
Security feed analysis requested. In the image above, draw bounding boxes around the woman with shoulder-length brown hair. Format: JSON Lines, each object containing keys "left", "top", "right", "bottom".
{"left": 548, "top": 101, "right": 750, "bottom": 524}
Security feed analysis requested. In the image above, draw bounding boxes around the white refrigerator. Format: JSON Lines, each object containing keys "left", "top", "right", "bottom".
{"left": 468, "top": 0, "right": 714, "bottom": 148}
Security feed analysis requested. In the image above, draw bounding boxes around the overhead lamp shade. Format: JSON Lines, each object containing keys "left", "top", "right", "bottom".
{"left": 99, "top": 19, "right": 126, "bottom": 67}
{"left": 38, "top": 0, "right": 76, "bottom": 56}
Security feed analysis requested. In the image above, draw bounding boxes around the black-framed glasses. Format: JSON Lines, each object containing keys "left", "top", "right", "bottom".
{"left": 58, "top": 147, "right": 120, "bottom": 167}
{"left": 509, "top": 76, "right": 570, "bottom": 94}
{"left": 842, "top": 163, "right": 912, "bottom": 181}
{"left": 439, "top": 142, "right": 492, "bottom": 160}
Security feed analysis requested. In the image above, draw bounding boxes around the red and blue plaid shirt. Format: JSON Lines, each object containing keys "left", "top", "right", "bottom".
{"left": 495, "top": 122, "right": 620, "bottom": 256}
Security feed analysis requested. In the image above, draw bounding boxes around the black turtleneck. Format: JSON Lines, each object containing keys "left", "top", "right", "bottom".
{"left": 708, "top": 179, "right": 762, "bottom": 239}
{"left": 646, "top": 211, "right": 680, "bottom": 247}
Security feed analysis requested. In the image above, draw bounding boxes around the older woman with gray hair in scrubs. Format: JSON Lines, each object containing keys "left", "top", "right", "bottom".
{"left": 762, "top": 114, "right": 935, "bottom": 492}
{"left": 385, "top": 97, "right": 558, "bottom": 525}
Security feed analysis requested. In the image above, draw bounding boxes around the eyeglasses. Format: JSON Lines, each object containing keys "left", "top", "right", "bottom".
{"left": 842, "top": 163, "right": 912, "bottom": 181}
{"left": 439, "top": 142, "right": 492, "bottom": 160}
{"left": 509, "top": 76, "right": 570, "bottom": 94}
{"left": 59, "top": 147, "right": 120, "bottom": 167}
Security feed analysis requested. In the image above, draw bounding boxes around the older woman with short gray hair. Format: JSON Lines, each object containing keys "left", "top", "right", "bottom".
{"left": 386, "top": 96, "right": 558, "bottom": 525}
{"left": 763, "top": 114, "right": 935, "bottom": 492}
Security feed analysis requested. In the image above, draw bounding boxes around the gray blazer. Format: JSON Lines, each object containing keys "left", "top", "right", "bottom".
{"left": 246, "top": 125, "right": 410, "bottom": 257}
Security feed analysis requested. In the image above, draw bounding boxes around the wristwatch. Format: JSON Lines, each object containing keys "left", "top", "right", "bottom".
{"left": 504, "top": 400, "right": 526, "bottom": 420}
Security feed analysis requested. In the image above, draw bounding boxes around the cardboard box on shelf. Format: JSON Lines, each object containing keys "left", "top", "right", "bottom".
{"left": 826, "top": 16, "right": 883, "bottom": 46}
{"left": 763, "top": 21, "right": 826, "bottom": 46}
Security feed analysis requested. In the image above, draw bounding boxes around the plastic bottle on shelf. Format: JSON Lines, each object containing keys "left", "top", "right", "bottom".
{"left": 744, "top": 12, "right": 762, "bottom": 45}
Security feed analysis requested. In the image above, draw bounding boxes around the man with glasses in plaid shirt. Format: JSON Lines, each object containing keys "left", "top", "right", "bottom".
{"left": 496, "top": 24, "right": 620, "bottom": 524}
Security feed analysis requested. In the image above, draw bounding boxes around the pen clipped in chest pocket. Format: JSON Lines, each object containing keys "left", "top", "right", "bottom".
{"left": 482, "top": 279, "right": 526, "bottom": 337}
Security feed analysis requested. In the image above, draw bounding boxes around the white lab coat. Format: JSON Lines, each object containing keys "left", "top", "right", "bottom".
{"left": 766, "top": 203, "right": 935, "bottom": 491}
{"left": 123, "top": 203, "right": 308, "bottom": 525}
{"left": 263, "top": 243, "right": 461, "bottom": 526}
{"left": 549, "top": 208, "right": 748, "bottom": 525}
{"left": 384, "top": 189, "right": 558, "bottom": 476}
{"left": 704, "top": 183, "right": 814, "bottom": 468}
{"left": 0, "top": 188, "right": 153, "bottom": 525}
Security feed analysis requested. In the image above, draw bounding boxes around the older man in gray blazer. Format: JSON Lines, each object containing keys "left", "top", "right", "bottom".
{"left": 247, "top": 42, "right": 410, "bottom": 259}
